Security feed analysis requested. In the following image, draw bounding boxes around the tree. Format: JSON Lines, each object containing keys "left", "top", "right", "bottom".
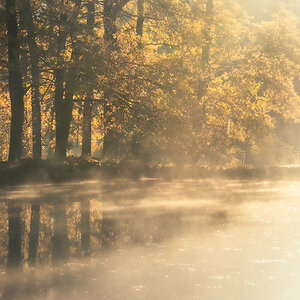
{"left": 20, "top": 0, "right": 42, "bottom": 160}
{"left": 53, "top": 0, "right": 82, "bottom": 160}
{"left": 82, "top": 0, "right": 95, "bottom": 158}
{"left": 102, "top": 0, "right": 131, "bottom": 159}
{"left": 6, "top": 0, "right": 24, "bottom": 161}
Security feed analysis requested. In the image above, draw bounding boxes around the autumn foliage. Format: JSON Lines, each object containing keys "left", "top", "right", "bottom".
{"left": 1, "top": 0, "right": 300, "bottom": 167}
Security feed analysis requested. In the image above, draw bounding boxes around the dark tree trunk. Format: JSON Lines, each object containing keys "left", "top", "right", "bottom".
{"left": 54, "top": 0, "right": 81, "bottom": 160}
{"left": 103, "top": 0, "right": 118, "bottom": 48}
{"left": 82, "top": 99, "right": 92, "bottom": 157}
{"left": 103, "top": 1, "right": 118, "bottom": 158}
{"left": 54, "top": 67, "right": 68, "bottom": 160}
{"left": 54, "top": 3, "right": 67, "bottom": 160}
{"left": 136, "top": 0, "right": 145, "bottom": 38}
{"left": 130, "top": 0, "right": 145, "bottom": 158}
{"left": 103, "top": 102, "right": 120, "bottom": 159}
{"left": 80, "top": 198, "right": 90, "bottom": 257}
{"left": 7, "top": 202, "right": 22, "bottom": 269}
{"left": 6, "top": 0, "right": 24, "bottom": 161}
{"left": 52, "top": 201, "right": 68, "bottom": 264}
{"left": 82, "top": 1, "right": 95, "bottom": 158}
{"left": 21, "top": 0, "right": 42, "bottom": 160}
{"left": 28, "top": 203, "right": 40, "bottom": 266}
{"left": 55, "top": 86, "right": 74, "bottom": 160}
{"left": 87, "top": 0, "right": 95, "bottom": 31}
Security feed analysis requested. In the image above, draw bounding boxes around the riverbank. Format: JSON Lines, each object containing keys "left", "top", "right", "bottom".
{"left": 1, "top": 158, "right": 300, "bottom": 186}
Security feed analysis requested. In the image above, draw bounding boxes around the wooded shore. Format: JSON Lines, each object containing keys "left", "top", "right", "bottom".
{"left": 1, "top": 158, "right": 299, "bottom": 187}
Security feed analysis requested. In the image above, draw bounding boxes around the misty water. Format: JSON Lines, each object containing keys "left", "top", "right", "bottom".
{"left": 0, "top": 178, "right": 300, "bottom": 299}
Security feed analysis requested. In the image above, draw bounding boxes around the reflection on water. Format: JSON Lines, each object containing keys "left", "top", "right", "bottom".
{"left": 0, "top": 179, "right": 300, "bottom": 299}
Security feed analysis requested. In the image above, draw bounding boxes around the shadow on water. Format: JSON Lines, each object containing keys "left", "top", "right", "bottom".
{"left": 0, "top": 178, "right": 296, "bottom": 299}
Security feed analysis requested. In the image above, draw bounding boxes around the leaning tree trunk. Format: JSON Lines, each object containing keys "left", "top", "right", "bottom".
{"left": 6, "top": 0, "right": 24, "bottom": 161}
{"left": 82, "top": 1, "right": 95, "bottom": 158}
{"left": 21, "top": 0, "right": 42, "bottom": 160}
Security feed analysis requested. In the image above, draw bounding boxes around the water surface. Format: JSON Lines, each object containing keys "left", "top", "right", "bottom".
{"left": 0, "top": 179, "right": 299, "bottom": 299}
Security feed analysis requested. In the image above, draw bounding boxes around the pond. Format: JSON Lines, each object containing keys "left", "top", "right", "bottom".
{"left": 0, "top": 178, "right": 300, "bottom": 299}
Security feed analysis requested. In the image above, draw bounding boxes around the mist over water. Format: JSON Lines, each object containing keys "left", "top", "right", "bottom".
{"left": 0, "top": 179, "right": 300, "bottom": 299}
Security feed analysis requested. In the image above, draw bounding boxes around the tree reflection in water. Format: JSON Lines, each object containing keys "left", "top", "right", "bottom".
{"left": 7, "top": 201, "right": 21, "bottom": 269}
{"left": 28, "top": 202, "right": 40, "bottom": 266}
{"left": 0, "top": 179, "right": 234, "bottom": 299}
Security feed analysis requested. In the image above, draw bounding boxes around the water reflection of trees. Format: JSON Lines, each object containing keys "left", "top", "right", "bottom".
{"left": 0, "top": 182, "right": 231, "bottom": 273}
{"left": 0, "top": 196, "right": 98, "bottom": 271}
{"left": 7, "top": 201, "right": 21, "bottom": 269}
{"left": 0, "top": 180, "right": 234, "bottom": 300}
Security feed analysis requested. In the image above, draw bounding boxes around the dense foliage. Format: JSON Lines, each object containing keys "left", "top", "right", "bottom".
{"left": 1, "top": 0, "right": 300, "bottom": 166}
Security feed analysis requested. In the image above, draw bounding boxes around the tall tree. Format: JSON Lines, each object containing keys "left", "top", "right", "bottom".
{"left": 21, "top": 0, "right": 42, "bottom": 160}
{"left": 82, "top": 0, "right": 95, "bottom": 158}
{"left": 53, "top": 0, "right": 68, "bottom": 160}
{"left": 53, "top": 0, "right": 82, "bottom": 160}
{"left": 102, "top": 0, "right": 130, "bottom": 159}
{"left": 6, "top": 0, "right": 24, "bottom": 161}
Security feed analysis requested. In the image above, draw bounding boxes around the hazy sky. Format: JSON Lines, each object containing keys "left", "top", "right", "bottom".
{"left": 238, "top": 0, "right": 300, "bottom": 20}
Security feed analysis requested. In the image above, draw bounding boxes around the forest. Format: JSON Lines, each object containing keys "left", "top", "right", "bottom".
{"left": 1, "top": 0, "right": 300, "bottom": 168}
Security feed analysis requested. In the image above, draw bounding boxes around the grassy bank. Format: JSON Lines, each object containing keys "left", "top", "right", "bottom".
{"left": 1, "top": 158, "right": 300, "bottom": 187}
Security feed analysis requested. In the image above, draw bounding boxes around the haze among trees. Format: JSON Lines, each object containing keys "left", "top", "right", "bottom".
{"left": 1, "top": 0, "right": 300, "bottom": 166}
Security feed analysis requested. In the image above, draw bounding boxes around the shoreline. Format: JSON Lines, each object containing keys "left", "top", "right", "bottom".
{"left": 1, "top": 158, "right": 300, "bottom": 187}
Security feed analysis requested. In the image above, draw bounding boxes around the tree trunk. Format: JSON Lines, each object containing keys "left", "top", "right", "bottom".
{"left": 6, "top": 0, "right": 24, "bottom": 161}
{"left": 55, "top": 86, "right": 74, "bottom": 160}
{"left": 82, "top": 1, "right": 95, "bottom": 158}
{"left": 103, "top": 0, "right": 118, "bottom": 48}
{"left": 54, "top": 67, "right": 68, "bottom": 160}
{"left": 54, "top": 0, "right": 82, "bottom": 160}
{"left": 130, "top": 0, "right": 145, "bottom": 158}
{"left": 82, "top": 99, "right": 93, "bottom": 157}
{"left": 21, "top": 0, "right": 42, "bottom": 160}
{"left": 201, "top": 0, "right": 213, "bottom": 69}
{"left": 136, "top": 0, "right": 145, "bottom": 38}
{"left": 196, "top": 0, "right": 214, "bottom": 129}
{"left": 103, "top": 102, "right": 121, "bottom": 158}
{"left": 102, "top": 0, "right": 121, "bottom": 158}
